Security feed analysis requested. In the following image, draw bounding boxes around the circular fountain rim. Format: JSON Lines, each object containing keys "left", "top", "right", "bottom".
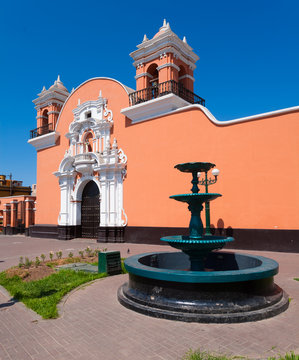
{"left": 160, "top": 235, "right": 234, "bottom": 244}
{"left": 124, "top": 251, "right": 279, "bottom": 283}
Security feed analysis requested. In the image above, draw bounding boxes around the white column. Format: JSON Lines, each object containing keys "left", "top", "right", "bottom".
{"left": 100, "top": 171, "right": 108, "bottom": 226}
{"left": 58, "top": 174, "right": 75, "bottom": 225}
{"left": 99, "top": 137, "right": 102, "bottom": 153}
{"left": 109, "top": 172, "right": 116, "bottom": 226}
{"left": 116, "top": 171, "right": 123, "bottom": 226}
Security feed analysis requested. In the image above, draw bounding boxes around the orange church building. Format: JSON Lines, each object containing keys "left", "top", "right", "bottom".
{"left": 27, "top": 21, "right": 299, "bottom": 252}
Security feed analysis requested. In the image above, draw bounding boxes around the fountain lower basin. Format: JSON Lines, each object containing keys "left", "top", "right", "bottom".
{"left": 118, "top": 251, "right": 289, "bottom": 323}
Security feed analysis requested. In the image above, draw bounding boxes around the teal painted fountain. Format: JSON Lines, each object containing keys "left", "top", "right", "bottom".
{"left": 118, "top": 162, "right": 289, "bottom": 323}
{"left": 160, "top": 162, "right": 233, "bottom": 271}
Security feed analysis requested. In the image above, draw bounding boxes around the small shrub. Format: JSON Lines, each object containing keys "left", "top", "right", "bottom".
{"left": 85, "top": 246, "right": 92, "bottom": 257}
{"left": 68, "top": 252, "right": 73, "bottom": 259}
{"left": 56, "top": 250, "right": 62, "bottom": 260}
{"left": 18, "top": 256, "right": 24, "bottom": 268}
{"left": 41, "top": 254, "right": 46, "bottom": 262}
{"left": 93, "top": 249, "right": 100, "bottom": 257}
{"left": 35, "top": 257, "right": 41, "bottom": 267}
{"left": 49, "top": 251, "right": 54, "bottom": 261}
{"left": 24, "top": 257, "right": 32, "bottom": 268}
{"left": 79, "top": 250, "right": 84, "bottom": 258}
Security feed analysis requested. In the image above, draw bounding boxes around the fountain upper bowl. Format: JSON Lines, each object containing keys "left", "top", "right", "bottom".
{"left": 174, "top": 162, "right": 215, "bottom": 173}
{"left": 170, "top": 193, "right": 222, "bottom": 203}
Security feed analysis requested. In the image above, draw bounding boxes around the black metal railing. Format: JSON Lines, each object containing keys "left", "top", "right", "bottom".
{"left": 129, "top": 80, "right": 205, "bottom": 107}
{"left": 30, "top": 123, "right": 54, "bottom": 139}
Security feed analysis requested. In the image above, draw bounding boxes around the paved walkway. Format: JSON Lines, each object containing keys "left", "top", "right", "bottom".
{"left": 0, "top": 235, "right": 298, "bottom": 360}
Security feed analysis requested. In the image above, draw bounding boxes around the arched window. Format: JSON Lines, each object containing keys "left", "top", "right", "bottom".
{"left": 42, "top": 110, "right": 49, "bottom": 126}
{"left": 147, "top": 63, "right": 159, "bottom": 99}
{"left": 178, "top": 65, "right": 187, "bottom": 88}
{"left": 147, "top": 63, "right": 159, "bottom": 87}
{"left": 40, "top": 110, "right": 49, "bottom": 135}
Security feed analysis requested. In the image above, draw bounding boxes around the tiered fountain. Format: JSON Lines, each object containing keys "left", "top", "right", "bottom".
{"left": 118, "top": 162, "right": 289, "bottom": 323}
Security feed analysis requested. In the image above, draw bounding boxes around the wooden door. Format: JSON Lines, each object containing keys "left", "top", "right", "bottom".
{"left": 81, "top": 181, "right": 100, "bottom": 238}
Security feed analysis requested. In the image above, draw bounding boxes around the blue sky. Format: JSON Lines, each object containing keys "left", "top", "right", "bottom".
{"left": 0, "top": 0, "right": 298, "bottom": 186}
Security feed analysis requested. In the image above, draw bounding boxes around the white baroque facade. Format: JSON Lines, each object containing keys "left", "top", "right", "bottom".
{"left": 54, "top": 92, "right": 127, "bottom": 232}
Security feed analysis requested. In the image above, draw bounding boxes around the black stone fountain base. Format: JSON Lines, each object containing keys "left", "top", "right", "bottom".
{"left": 118, "top": 251, "right": 289, "bottom": 323}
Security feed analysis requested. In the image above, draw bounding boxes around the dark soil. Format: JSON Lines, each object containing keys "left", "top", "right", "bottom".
{"left": 5, "top": 256, "right": 98, "bottom": 282}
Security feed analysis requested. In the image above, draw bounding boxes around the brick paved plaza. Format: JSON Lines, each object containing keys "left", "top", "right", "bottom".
{"left": 0, "top": 235, "right": 298, "bottom": 360}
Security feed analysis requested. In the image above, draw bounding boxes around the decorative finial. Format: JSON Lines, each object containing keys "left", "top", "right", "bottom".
{"left": 41, "top": 86, "right": 46, "bottom": 92}
{"left": 112, "top": 138, "right": 118, "bottom": 149}
{"left": 159, "top": 18, "right": 168, "bottom": 31}
{"left": 167, "top": 22, "right": 170, "bottom": 29}
{"left": 142, "top": 34, "right": 148, "bottom": 42}
{"left": 71, "top": 87, "right": 75, "bottom": 93}
{"left": 57, "top": 75, "right": 61, "bottom": 82}
{"left": 183, "top": 36, "right": 187, "bottom": 43}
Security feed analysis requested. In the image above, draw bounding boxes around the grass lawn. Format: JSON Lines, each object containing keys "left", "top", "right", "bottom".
{"left": 0, "top": 269, "right": 108, "bottom": 319}
{"left": 183, "top": 349, "right": 299, "bottom": 360}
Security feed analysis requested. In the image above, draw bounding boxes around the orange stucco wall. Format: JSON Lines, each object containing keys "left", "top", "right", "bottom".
{"left": 0, "top": 195, "right": 34, "bottom": 208}
{"left": 0, "top": 195, "right": 35, "bottom": 227}
{"left": 35, "top": 78, "right": 299, "bottom": 231}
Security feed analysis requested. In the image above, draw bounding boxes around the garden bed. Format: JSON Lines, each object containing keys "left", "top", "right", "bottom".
{"left": 0, "top": 247, "right": 125, "bottom": 319}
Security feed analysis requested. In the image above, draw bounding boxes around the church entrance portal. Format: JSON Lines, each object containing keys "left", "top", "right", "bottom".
{"left": 81, "top": 181, "right": 100, "bottom": 238}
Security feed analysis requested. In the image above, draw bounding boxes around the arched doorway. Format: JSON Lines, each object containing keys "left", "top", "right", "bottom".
{"left": 81, "top": 181, "right": 100, "bottom": 238}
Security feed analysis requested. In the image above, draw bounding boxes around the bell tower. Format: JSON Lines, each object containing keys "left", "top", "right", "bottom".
{"left": 33, "top": 75, "right": 69, "bottom": 136}
{"left": 130, "top": 20, "right": 199, "bottom": 93}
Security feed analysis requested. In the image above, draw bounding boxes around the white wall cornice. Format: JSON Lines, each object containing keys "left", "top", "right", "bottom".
{"left": 135, "top": 72, "right": 154, "bottom": 80}
{"left": 55, "top": 77, "right": 134, "bottom": 131}
{"left": 132, "top": 47, "right": 197, "bottom": 71}
{"left": 178, "top": 74, "right": 195, "bottom": 82}
{"left": 122, "top": 102, "right": 299, "bottom": 126}
{"left": 28, "top": 131, "right": 60, "bottom": 151}
{"left": 33, "top": 92, "right": 68, "bottom": 109}
{"left": 157, "top": 63, "right": 180, "bottom": 72}
{"left": 121, "top": 93, "right": 189, "bottom": 123}
{"left": 132, "top": 30, "right": 198, "bottom": 64}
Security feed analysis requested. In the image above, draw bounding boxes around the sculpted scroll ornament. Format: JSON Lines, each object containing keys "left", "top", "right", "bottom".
{"left": 104, "top": 103, "right": 113, "bottom": 122}
{"left": 118, "top": 149, "right": 127, "bottom": 164}
{"left": 121, "top": 208, "right": 128, "bottom": 226}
